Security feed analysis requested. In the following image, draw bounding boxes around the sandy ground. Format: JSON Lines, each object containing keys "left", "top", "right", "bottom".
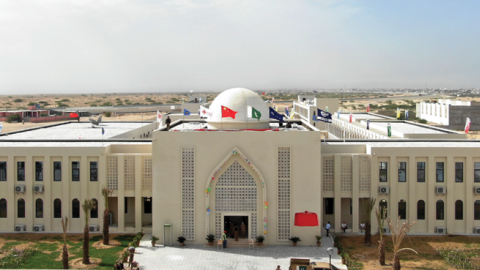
{"left": 69, "top": 257, "right": 102, "bottom": 269}
{"left": 92, "top": 239, "right": 120, "bottom": 249}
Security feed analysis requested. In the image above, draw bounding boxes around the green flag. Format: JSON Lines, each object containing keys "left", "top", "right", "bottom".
{"left": 247, "top": 106, "right": 261, "bottom": 121}
{"left": 387, "top": 124, "right": 391, "bottom": 137}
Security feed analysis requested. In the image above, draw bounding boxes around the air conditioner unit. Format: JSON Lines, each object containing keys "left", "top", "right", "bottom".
{"left": 89, "top": 225, "right": 99, "bottom": 232}
{"left": 474, "top": 227, "right": 480, "bottom": 234}
{"left": 378, "top": 186, "right": 389, "bottom": 194}
{"left": 33, "top": 225, "right": 44, "bottom": 232}
{"left": 436, "top": 187, "right": 447, "bottom": 194}
{"left": 382, "top": 227, "right": 390, "bottom": 234}
{"left": 15, "top": 185, "right": 25, "bottom": 193}
{"left": 474, "top": 187, "right": 480, "bottom": 194}
{"left": 15, "top": 225, "right": 26, "bottom": 232}
{"left": 436, "top": 227, "right": 447, "bottom": 234}
{"left": 34, "top": 185, "right": 44, "bottom": 193}
{"left": 109, "top": 213, "right": 113, "bottom": 225}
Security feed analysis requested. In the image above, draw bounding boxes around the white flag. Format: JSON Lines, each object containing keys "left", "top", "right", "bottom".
{"left": 170, "top": 105, "right": 175, "bottom": 110}
{"left": 157, "top": 111, "right": 162, "bottom": 122}
{"left": 200, "top": 105, "right": 213, "bottom": 119}
{"left": 465, "top": 117, "right": 471, "bottom": 133}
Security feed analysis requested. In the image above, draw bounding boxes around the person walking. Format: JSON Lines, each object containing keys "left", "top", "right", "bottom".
{"left": 166, "top": 116, "right": 171, "bottom": 131}
{"left": 222, "top": 231, "right": 227, "bottom": 248}
{"left": 360, "top": 221, "right": 366, "bottom": 233}
{"left": 325, "top": 221, "right": 331, "bottom": 237}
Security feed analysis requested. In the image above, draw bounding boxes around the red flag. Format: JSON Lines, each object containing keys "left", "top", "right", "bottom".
{"left": 349, "top": 114, "right": 352, "bottom": 123}
{"left": 294, "top": 211, "right": 319, "bottom": 227}
{"left": 465, "top": 117, "right": 471, "bottom": 133}
{"left": 221, "top": 106, "right": 237, "bottom": 119}
{"left": 367, "top": 105, "right": 370, "bottom": 112}
{"left": 262, "top": 92, "right": 265, "bottom": 95}
{"left": 70, "top": 112, "right": 79, "bottom": 118}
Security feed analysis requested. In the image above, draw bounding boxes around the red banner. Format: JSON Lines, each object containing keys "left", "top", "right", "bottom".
{"left": 70, "top": 113, "right": 79, "bottom": 118}
{"left": 294, "top": 211, "right": 319, "bottom": 227}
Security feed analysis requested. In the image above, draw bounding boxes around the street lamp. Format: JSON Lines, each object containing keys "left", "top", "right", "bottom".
{"left": 327, "top": 247, "right": 334, "bottom": 270}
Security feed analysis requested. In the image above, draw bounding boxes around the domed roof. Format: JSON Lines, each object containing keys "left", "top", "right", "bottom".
{"left": 208, "top": 88, "right": 270, "bottom": 129}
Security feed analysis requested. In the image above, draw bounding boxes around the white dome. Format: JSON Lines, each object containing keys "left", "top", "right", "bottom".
{"left": 208, "top": 88, "right": 270, "bottom": 129}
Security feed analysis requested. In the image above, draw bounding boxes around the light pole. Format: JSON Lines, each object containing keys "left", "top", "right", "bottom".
{"left": 327, "top": 247, "right": 334, "bottom": 270}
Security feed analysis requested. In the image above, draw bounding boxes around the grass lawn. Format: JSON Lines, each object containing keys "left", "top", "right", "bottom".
{"left": 0, "top": 233, "right": 135, "bottom": 269}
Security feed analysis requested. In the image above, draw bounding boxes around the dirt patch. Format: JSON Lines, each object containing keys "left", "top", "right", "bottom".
{"left": 92, "top": 239, "right": 120, "bottom": 249}
{"left": 54, "top": 244, "right": 73, "bottom": 261}
{"left": 69, "top": 257, "right": 102, "bottom": 269}
{"left": 0, "top": 238, "right": 15, "bottom": 250}
{"left": 13, "top": 242, "right": 35, "bottom": 251}
{"left": 1, "top": 233, "right": 85, "bottom": 242}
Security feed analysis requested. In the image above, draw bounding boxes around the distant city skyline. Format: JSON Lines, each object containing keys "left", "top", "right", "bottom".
{"left": 1, "top": 0, "right": 479, "bottom": 95}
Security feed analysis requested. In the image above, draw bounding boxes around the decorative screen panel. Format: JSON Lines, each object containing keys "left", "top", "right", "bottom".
{"left": 278, "top": 147, "right": 291, "bottom": 240}
{"left": 341, "top": 156, "right": 352, "bottom": 191}
{"left": 359, "top": 156, "right": 371, "bottom": 192}
{"left": 250, "top": 213, "right": 257, "bottom": 238}
{"left": 107, "top": 156, "right": 118, "bottom": 190}
{"left": 215, "top": 212, "right": 222, "bottom": 239}
{"left": 142, "top": 157, "right": 152, "bottom": 191}
{"left": 323, "top": 156, "right": 334, "bottom": 191}
{"left": 182, "top": 148, "right": 195, "bottom": 240}
{"left": 124, "top": 156, "right": 135, "bottom": 190}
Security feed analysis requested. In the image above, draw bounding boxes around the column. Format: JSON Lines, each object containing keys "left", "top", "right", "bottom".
{"left": 334, "top": 155, "right": 342, "bottom": 232}
{"left": 465, "top": 156, "right": 473, "bottom": 233}
{"left": 7, "top": 156, "right": 15, "bottom": 231}
{"left": 98, "top": 154, "right": 106, "bottom": 232}
{"left": 44, "top": 156, "right": 51, "bottom": 231}
{"left": 25, "top": 156, "right": 33, "bottom": 231}
{"left": 117, "top": 155, "right": 125, "bottom": 232}
{"left": 427, "top": 156, "right": 436, "bottom": 233}
{"left": 135, "top": 155, "right": 142, "bottom": 231}
{"left": 389, "top": 156, "right": 398, "bottom": 223}
{"left": 62, "top": 156, "right": 70, "bottom": 230}
{"left": 352, "top": 155, "right": 359, "bottom": 232}
{"left": 446, "top": 156, "right": 454, "bottom": 233}
{"left": 370, "top": 152, "right": 379, "bottom": 233}
{"left": 81, "top": 156, "right": 88, "bottom": 203}
{"left": 408, "top": 156, "right": 416, "bottom": 233}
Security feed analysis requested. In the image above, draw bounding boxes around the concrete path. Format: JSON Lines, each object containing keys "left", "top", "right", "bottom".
{"left": 134, "top": 234, "right": 347, "bottom": 270}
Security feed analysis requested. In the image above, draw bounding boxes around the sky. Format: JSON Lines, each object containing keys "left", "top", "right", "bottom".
{"left": 0, "top": 0, "right": 479, "bottom": 94}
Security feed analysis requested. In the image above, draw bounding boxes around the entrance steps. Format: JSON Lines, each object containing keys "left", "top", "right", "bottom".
{"left": 222, "top": 238, "right": 264, "bottom": 248}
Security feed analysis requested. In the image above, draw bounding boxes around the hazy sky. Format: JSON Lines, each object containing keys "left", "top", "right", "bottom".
{"left": 1, "top": 0, "right": 479, "bottom": 94}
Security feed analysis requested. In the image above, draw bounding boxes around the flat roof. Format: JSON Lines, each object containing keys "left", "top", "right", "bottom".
{"left": 168, "top": 122, "right": 309, "bottom": 131}
{"left": 323, "top": 141, "right": 480, "bottom": 148}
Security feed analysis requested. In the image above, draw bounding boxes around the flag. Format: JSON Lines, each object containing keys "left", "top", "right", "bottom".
{"left": 465, "top": 117, "right": 471, "bottom": 133}
{"left": 269, "top": 107, "right": 284, "bottom": 122}
{"left": 289, "top": 108, "right": 295, "bottom": 119}
{"left": 367, "top": 104, "right": 370, "bottom": 112}
{"left": 325, "top": 106, "right": 329, "bottom": 113}
{"left": 272, "top": 98, "right": 275, "bottom": 103}
{"left": 274, "top": 105, "right": 278, "bottom": 112}
{"left": 247, "top": 106, "right": 262, "bottom": 121}
{"left": 366, "top": 119, "right": 370, "bottom": 130}
{"left": 262, "top": 92, "right": 265, "bottom": 95}
{"left": 312, "top": 114, "right": 319, "bottom": 122}
{"left": 337, "top": 111, "right": 340, "bottom": 119}
{"left": 102, "top": 128, "right": 105, "bottom": 135}
{"left": 316, "top": 109, "right": 332, "bottom": 123}
{"left": 285, "top": 106, "right": 290, "bottom": 117}
{"left": 70, "top": 112, "right": 79, "bottom": 118}
{"left": 349, "top": 114, "right": 352, "bottom": 123}
{"left": 200, "top": 105, "right": 212, "bottom": 119}
{"left": 184, "top": 109, "right": 191, "bottom": 116}
{"left": 221, "top": 106, "right": 237, "bottom": 119}
{"left": 405, "top": 110, "right": 409, "bottom": 120}
{"left": 396, "top": 108, "right": 401, "bottom": 119}
{"left": 313, "top": 90, "right": 317, "bottom": 93}
{"left": 170, "top": 105, "right": 175, "bottom": 110}
{"left": 157, "top": 111, "right": 162, "bottom": 123}
{"left": 387, "top": 124, "right": 392, "bottom": 137}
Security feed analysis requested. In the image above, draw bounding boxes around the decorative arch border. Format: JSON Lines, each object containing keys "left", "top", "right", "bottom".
{"left": 205, "top": 147, "right": 268, "bottom": 239}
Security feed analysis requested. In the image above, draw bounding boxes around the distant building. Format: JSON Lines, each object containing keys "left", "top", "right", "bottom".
{"left": 416, "top": 99, "right": 479, "bottom": 130}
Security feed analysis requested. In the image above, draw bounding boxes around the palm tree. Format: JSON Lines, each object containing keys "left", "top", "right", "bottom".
{"left": 375, "top": 207, "right": 387, "bottom": 265}
{"left": 387, "top": 217, "right": 417, "bottom": 270}
{"left": 82, "top": 199, "right": 96, "bottom": 264}
{"left": 101, "top": 186, "right": 113, "bottom": 245}
{"left": 362, "top": 197, "right": 376, "bottom": 246}
{"left": 61, "top": 217, "right": 69, "bottom": 269}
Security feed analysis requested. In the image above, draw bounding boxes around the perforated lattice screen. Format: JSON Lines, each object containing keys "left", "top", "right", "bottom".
{"left": 142, "top": 157, "right": 152, "bottom": 191}
{"left": 341, "top": 156, "right": 352, "bottom": 191}
{"left": 124, "top": 156, "right": 135, "bottom": 190}
{"left": 322, "top": 156, "right": 334, "bottom": 191}
{"left": 182, "top": 148, "right": 195, "bottom": 240}
{"left": 107, "top": 156, "right": 118, "bottom": 190}
{"left": 215, "top": 212, "right": 222, "bottom": 239}
{"left": 359, "top": 156, "right": 371, "bottom": 192}
{"left": 251, "top": 213, "right": 257, "bottom": 238}
{"left": 278, "top": 147, "right": 291, "bottom": 240}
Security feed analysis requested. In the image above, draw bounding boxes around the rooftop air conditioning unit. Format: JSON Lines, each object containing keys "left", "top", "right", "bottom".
{"left": 33, "top": 225, "right": 44, "bottom": 232}
{"left": 474, "top": 227, "right": 480, "bottom": 234}
{"left": 34, "top": 185, "right": 44, "bottom": 193}
{"left": 15, "top": 225, "right": 26, "bottom": 232}
{"left": 382, "top": 227, "right": 390, "bottom": 234}
{"left": 379, "top": 186, "right": 389, "bottom": 195}
{"left": 89, "top": 225, "right": 99, "bottom": 232}
{"left": 474, "top": 187, "right": 480, "bottom": 194}
{"left": 15, "top": 185, "right": 25, "bottom": 193}
{"left": 436, "top": 227, "right": 447, "bottom": 234}
{"left": 436, "top": 187, "right": 447, "bottom": 194}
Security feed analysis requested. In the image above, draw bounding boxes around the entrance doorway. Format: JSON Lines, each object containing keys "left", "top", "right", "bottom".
{"left": 224, "top": 216, "right": 248, "bottom": 239}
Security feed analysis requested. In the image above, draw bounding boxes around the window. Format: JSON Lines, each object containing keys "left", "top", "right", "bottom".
{"left": 455, "top": 162, "right": 463, "bottom": 182}
{"left": 379, "top": 200, "right": 388, "bottom": 219}
{"left": 436, "top": 200, "right": 444, "bottom": 220}
{"left": 475, "top": 200, "right": 480, "bottom": 220}
{"left": 90, "top": 162, "right": 98, "bottom": 182}
{"left": 398, "top": 200, "right": 406, "bottom": 219}
{"left": 72, "top": 199, "right": 80, "bottom": 218}
{"left": 325, "top": 198, "right": 334, "bottom": 215}
{"left": 417, "top": 200, "right": 425, "bottom": 220}
{"left": 398, "top": 162, "right": 406, "bottom": 182}
{"left": 417, "top": 162, "right": 425, "bottom": 182}
{"left": 17, "top": 199, "right": 25, "bottom": 218}
{"left": 72, "top": 162, "right": 80, "bottom": 181}
{"left": 54, "top": 162, "right": 61, "bottom": 181}
{"left": 475, "top": 163, "right": 480, "bottom": 183}
{"left": 436, "top": 162, "right": 444, "bottom": 182}
{"left": 124, "top": 197, "right": 128, "bottom": 214}
{"left": 455, "top": 200, "right": 463, "bottom": 220}
{"left": 35, "top": 161, "right": 43, "bottom": 181}
{"left": 379, "top": 162, "right": 388, "bottom": 182}
{"left": 36, "top": 198, "right": 43, "bottom": 218}
{"left": 17, "top": 162, "right": 25, "bottom": 181}
{"left": 0, "top": 162, "right": 6, "bottom": 181}
{"left": 0, "top": 199, "right": 6, "bottom": 218}
{"left": 90, "top": 199, "right": 98, "bottom": 218}
{"left": 144, "top": 197, "right": 152, "bottom": 214}
{"left": 54, "top": 199, "right": 62, "bottom": 218}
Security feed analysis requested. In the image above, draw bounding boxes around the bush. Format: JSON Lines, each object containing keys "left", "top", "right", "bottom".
{"left": 6, "top": 114, "right": 21, "bottom": 123}
{"left": 101, "top": 102, "right": 112, "bottom": 106}
{"left": 206, "top": 234, "right": 215, "bottom": 242}
{"left": 255, "top": 235, "right": 265, "bottom": 243}
{"left": 104, "top": 112, "right": 112, "bottom": 117}
{"left": 0, "top": 246, "right": 37, "bottom": 268}
{"left": 418, "top": 119, "right": 427, "bottom": 124}
{"left": 288, "top": 236, "right": 301, "bottom": 243}
{"left": 177, "top": 236, "right": 186, "bottom": 243}
{"left": 150, "top": 235, "right": 159, "bottom": 242}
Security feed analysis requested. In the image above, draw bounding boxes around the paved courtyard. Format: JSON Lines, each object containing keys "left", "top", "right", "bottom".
{"left": 134, "top": 234, "right": 347, "bottom": 270}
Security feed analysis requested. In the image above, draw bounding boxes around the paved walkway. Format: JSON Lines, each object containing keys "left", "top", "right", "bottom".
{"left": 134, "top": 234, "right": 347, "bottom": 270}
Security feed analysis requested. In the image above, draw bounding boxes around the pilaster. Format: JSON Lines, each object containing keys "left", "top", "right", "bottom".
{"left": 117, "top": 155, "right": 125, "bottom": 232}
{"left": 352, "top": 155, "right": 359, "bottom": 232}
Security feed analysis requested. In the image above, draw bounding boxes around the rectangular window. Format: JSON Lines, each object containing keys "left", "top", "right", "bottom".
{"left": 475, "top": 163, "right": 480, "bottom": 183}
{"left": 54, "top": 162, "right": 61, "bottom": 181}
{"left": 17, "top": 162, "right": 25, "bottom": 181}
{"left": 325, "top": 198, "right": 334, "bottom": 215}
{"left": 398, "top": 162, "right": 406, "bottom": 182}
{"left": 417, "top": 162, "right": 425, "bottom": 182}
{"left": 35, "top": 161, "right": 43, "bottom": 181}
{"left": 0, "top": 162, "right": 6, "bottom": 181}
{"left": 124, "top": 197, "right": 128, "bottom": 214}
{"left": 455, "top": 162, "right": 463, "bottom": 182}
{"left": 436, "top": 162, "right": 444, "bottom": 182}
{"left": 90, "top": 162, "right": 98, "bottom": 182}
{"left": 144, "top": 197, "right": 152, "bottom": 214}
{"left": 72, "top": 162, "right": 79, "bottom": 181}
{"left": 379, "top": 162, "right": 388, "bottom": 182}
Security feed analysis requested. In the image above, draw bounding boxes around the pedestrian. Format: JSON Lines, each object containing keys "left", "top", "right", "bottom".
{"left": 166, "top": 116, "right": 171, "bottom": 131}
{"left": 325, "top": 221, "right": 331, "bottom": 237}
{"left": 234, "top": 226, "right": 239, "bottom": 241}
{"left": 222, "top": 230, "right": 227, "bottom": 248}
{"left": 360, "top": 221, "right": 366, "bottom": 233}
{"left": 341, "top": 221, "right": 348, "bottom": 233}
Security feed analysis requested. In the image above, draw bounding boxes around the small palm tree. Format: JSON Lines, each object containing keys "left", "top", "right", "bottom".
{"left": 61, "top": 217, "right": 69, "bottom": 269}
{"left": 101, "top": 186, "right": 113, "bottom": 245}
{"left": 82, "top": 199, "right": 96, "bottom": 264}
{"left": 388, "top": 217, "right": 417, "bottom": 270}
{"left": 375, "top": 207, "right": 387, "bottom": 265}
{"left": 362, "top": 197, "right": 376, "bottom": 246}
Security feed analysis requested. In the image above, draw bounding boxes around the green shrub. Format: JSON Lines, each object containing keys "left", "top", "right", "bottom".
{"left": 418, "top": 119, "right": 427, "bottom": 124}
{"left": 102, "top": 102, "right": 112, "bottom": 106}
{"left": 13, "top": 99, "right": 22, "bottom": 103}
{"left": 6, "top": 114, "right": 21, "bottom": 123}
{"left": 104, "top": 112, "right": 112, "bottom": 117}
